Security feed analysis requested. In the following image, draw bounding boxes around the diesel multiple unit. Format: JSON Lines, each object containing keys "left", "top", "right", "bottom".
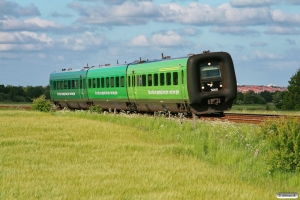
{"left": 50, "top": 51, "right": 237, "bottom": 115}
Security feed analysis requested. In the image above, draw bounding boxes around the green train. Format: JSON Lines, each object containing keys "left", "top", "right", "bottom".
{"left": 49, "top": 51, "right": 237, "bottom": 114}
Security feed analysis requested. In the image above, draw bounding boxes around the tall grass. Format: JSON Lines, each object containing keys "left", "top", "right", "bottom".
{"left": 69, "top": 111, "right": 300, "bottom": 182}
{"left": 1, "top": 110, "right": 299, "bottom": 199}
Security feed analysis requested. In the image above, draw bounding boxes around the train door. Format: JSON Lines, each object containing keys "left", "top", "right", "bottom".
{"left": 180, "top": 69, "right": 188, "bottom": 99}
{"left": 79, "top": 77, "right": 86, "bottom": 99}
{"left": 132, "top": 75, "right": 137, "bottom": 102}
{"left": 127, "top": 74, "right": 138, "bottom": 110}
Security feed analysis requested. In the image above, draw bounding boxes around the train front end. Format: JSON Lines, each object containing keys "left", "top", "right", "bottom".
{"left": 187, "top": 52, "right": 237, "bottom": 114}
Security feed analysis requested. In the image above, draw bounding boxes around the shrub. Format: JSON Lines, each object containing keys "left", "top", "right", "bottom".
{"left": 89, "top": 105, "right": 102, "bottom": 114}
{"left": 31, "top": 94, "right": 53, "bottom": 112}
{"left": 260, "top": 117, "right": 300, "bottom": 173}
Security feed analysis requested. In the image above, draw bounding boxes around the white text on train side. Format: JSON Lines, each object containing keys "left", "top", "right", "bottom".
{"left": 57, "top": 92, "right": 76, "bottom": 96}
{"left": 95, "top": 91, "right": 118, "bottom": 95}
{"left": 148, "top": 90, "right": 180, "bottom": 95}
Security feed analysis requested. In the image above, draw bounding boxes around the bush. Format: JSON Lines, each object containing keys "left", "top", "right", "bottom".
{"left": 31, "top": 94, "right": 53, "bottom": 112}
{"left": 260, "top": 117, "right": 300, "bottom": 173}
{"left": 89, "top": 105, "right": 102, "bottom": 114}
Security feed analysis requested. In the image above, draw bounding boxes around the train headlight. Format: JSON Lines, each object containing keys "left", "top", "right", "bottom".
{"left": 201, "top": 86, "right": 204, "bottom": 89}
{"left": 220, "top": 82, "right": 223, "bottom": 87}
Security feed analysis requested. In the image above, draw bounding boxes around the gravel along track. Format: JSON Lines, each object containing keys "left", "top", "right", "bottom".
{"left": 199, "top": 113, "right": 300, "bottom": 124}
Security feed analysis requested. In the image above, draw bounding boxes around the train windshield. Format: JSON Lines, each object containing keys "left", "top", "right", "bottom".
{"left": 200, "top": 62, "right": 221, "bottom": 79}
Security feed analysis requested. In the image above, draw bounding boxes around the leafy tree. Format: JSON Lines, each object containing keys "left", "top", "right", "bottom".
{"left": 32, "top": 94, "right": 53, "bottom": 112}
{"left": 273, "top": 91, "right": 286, "bottom": 109}
{"left": 25, "top": 86, "right": 45, "bottom": 101}
{"left": 282, "top": 68, "right": 300, "bottom": 110}
{"left": 233, "top": 92, "right": 244, "bottom": 104}
{"left": 44, "top": 85, "right": 50, "bottom": 99}
{"left": 0, "top": 84, "right": 7, "bottom": 93}
{"left": 8, "top": 86, "right": 25, "bottom": 102}
{"left": 243, "top": 90, "right": 266, "bottom": 104}
{"left": 259, "top": 91, "right": 273, "bottom": 102}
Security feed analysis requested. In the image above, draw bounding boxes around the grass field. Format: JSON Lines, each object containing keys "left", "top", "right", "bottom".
{"left": 230, "top": 104, "right": 300, "bottom": 115}
{"left": 1, "top": 110, "right": 299, "bottom": 199}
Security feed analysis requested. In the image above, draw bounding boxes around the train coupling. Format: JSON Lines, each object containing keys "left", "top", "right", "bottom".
{"left": 208, "top": 98, "right": 221, "bottom": 105}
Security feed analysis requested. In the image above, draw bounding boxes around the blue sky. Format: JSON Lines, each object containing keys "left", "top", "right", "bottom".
{"left": 1, "top": 0, "right": 300, "bottom": 87}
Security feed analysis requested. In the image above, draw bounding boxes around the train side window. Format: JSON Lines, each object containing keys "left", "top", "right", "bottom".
{"left": 137, "top": 75, "right": 141, "bottom": 86}
{"left": 142, "top": 75, "right": 146, "bottom": 86}
{"left": 148, "top": 74, "right": 152, "bottom": 86}
{"left": 75, "top": 80, "right": 77, "bottom": 89}
{"left": 88, "top": 79, "right": 92, "bottom": 88}
{"left": 64, "top": 80, "right": 68, "bottom": 89}
{"left": 93, "top": 78, "right": 96, "bottom": 88}
{"left": 166, "top": 72, "right": 171, "bottom": 85}
{"left": 106, "top": 77, "right": 109, "bottom": 87}
{"left": 154, "top": 74, "right": 158, "bottom": 86}
{"left": 127, "top": 76, "right": 131, "bottom": 87}
{"left": 173, "top": 72, "right": 178, "bottom": 85}
{"left": 101, "top": 78, "right": 104, "bottom": 88}
{"left": 160, "top": 73, "right": 164, "bottom": 86}
{"left": 132, "top": 75, "right": 136, "bottom": 87}
{"left": 116, "top": 77, "right": 119, "bottom": 87}
{"left": 121, "top": 76, "right": 125, "bottom": 87}
{"left": 67, "top": 80, "right": 70, "bottom": 89}
{"left": 53, "top": 81, "right": 56, "bottom": 90}
{"left": 181, "top": 70, "right": 184, "bottom": 84}
{"left": 80, "top": 79, "right": 82, "bottom": 89}
{"left": 61, "top": 81, "right": 64, "bottom": 89}
{"left": 97, "top": 78, "right": 100, "bottom": 88}
{"left": 111, "top": 77, "right": 114, "bottom": 87}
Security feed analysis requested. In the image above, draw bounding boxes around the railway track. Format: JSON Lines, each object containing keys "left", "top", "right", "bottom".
{"left": 198, "top": 113, "right": 282, "bottom": 124}
{"left": 1, "top": 105, "right": 299, "bottom": 124}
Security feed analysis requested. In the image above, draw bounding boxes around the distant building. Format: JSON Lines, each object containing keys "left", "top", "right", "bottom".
{"left": 237, "top": 85, "right": 287, "bottom": 94}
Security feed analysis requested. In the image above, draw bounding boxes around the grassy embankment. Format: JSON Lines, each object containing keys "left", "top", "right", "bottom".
{"left": 229, "top": 104, "right": 300, "bottom": 115}
{"left": 1, "top": 110, "right": 299, "bottom": 199}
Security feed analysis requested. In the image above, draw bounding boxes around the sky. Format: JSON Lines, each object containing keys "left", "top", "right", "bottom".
{"left": 1, "top": 0, "right": 300, "bottom": 87}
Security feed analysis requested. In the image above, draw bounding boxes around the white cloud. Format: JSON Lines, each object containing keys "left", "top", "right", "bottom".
{"left": 157, "top": 3, "right": 275, "bottom": 26}
{"left": 252, "top": 50, "right": 282, "bottom": 60}
{"left": 210, "top": 26, "right": 260, "bottom": 36}
{"left": 230, "top": 0, "right": 279, "bottom": 7}
{"left": 0, "top": 16, "right": 61, "bottom": 31}
{"left": 271, "top": 10, "right": 300, "bottom": 25}
{"left": 150, "top": 31, "right": 186, "bottom": 47}
{"left": 68, "top": 1, "right": 300, "bottom": 30}
{"left": 0, "top": 43, "right": 42, "bottom": 51}
{"left": 265, "top": 26, "right": 300, "bottom": 35}
{"left": 130, "top": 35, "right": 149, "bottom": 47}
{"left": 60, "top": 32, "right": 109, "bottom": 51}
{"left": 180, "top": 27, "right": 202, "bottom": 36}
{"left": 70, "top": 1, "right": 159, "bottom": 25}
{"left": 24, "top": 17, "right": 60, "bottom": 28}
{"left": 0, "top": 31, "right": 53, "bottom": 51}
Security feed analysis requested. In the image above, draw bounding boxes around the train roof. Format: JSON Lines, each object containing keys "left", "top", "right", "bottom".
{"left": 50, "top": 55, "right": 192, "bottom": 75}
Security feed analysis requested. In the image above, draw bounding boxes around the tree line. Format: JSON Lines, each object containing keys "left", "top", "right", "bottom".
{"left": 234, "top": 90, "right": 285, "bottom": 108}
{"left": 0, "top": 85, "right": 50, "bottom": 102}
{"left": 234, "top": 67, "right": 300, "bottom": 110}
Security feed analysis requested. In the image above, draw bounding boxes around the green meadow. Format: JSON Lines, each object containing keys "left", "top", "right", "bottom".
{"left": 1, "top": 110, "right": 299, "bottom": 199}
